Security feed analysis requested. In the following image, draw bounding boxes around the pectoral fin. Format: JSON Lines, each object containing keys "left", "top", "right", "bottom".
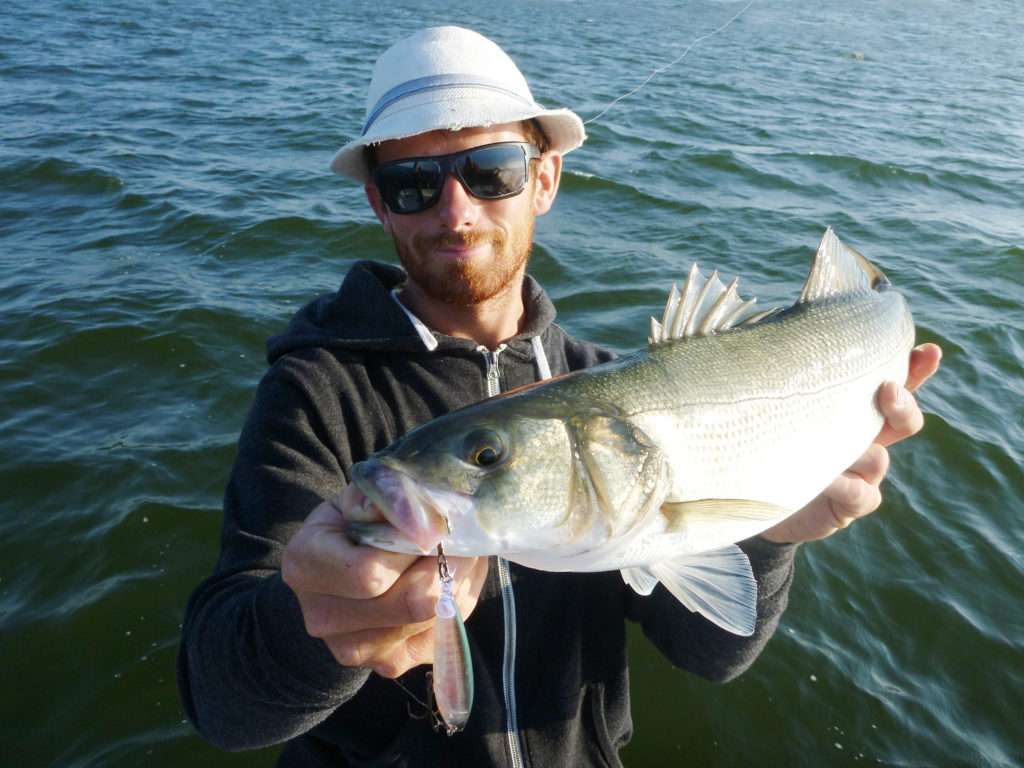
{"left": 661, "top": 498, "right": 792, "bottom": 527}
{"left": 625, "top": 545, "right": 757, "bottom": 636}
{"left": 660, "top": 498, "right": 792, "bottom": 548}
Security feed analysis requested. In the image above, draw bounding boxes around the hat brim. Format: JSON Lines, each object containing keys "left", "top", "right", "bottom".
{"left": 330, "top": 87, "right": 586, "bottom": 182}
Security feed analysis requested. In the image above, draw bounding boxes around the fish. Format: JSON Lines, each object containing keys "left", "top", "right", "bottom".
{"left": 347, "top": 228, "right": 915, "bottom": 636}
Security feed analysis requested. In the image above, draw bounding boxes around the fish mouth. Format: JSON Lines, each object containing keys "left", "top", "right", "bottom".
{"left": 349, "top": 458, "right": 474, "bottom": 554}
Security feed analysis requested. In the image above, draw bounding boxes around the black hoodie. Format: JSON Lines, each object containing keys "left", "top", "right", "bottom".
{"left": 177, "top": 260, "right": 797, "bottom": 767}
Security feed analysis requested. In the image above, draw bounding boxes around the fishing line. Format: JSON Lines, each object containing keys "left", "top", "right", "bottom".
{"left": 584, "top": 0, "right": 758, "bottom": 126}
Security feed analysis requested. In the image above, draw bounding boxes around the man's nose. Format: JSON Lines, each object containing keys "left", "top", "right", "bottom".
{"left": 436, "top": 172, "right": 479, "bottom": 230}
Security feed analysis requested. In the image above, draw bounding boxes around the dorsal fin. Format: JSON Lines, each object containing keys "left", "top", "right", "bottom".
{"left": 649, "top": 264, "right": 779, "bottom": 345}
{"left": 799, "top": 227, "right": 890, "bottom": 304}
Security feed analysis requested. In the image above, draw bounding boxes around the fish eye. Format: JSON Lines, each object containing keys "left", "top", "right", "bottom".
{"left": 463, "top": 429, "right": 505, "bottom": 468}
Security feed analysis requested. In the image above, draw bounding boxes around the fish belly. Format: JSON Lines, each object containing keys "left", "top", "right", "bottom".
{"left": 631, "top": 301, "right": 912, "bottom": 550}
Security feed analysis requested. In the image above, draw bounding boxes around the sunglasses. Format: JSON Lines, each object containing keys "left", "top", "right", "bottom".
{"left": 372, "top": 142, "right": 541, "bottom": 215}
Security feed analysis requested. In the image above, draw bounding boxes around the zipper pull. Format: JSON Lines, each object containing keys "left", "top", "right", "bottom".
{"left": 477, "top": 344, "right": 506, "bottom": 397}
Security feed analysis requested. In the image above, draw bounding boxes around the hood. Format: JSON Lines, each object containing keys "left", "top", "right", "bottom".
{"left": 266, "top": 260, "right": 558, "bottom": 364}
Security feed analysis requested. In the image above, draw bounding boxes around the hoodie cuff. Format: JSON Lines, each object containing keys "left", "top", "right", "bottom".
{"left": 743, "top": 534, "right": 799, "bottom": 562}
{"left": 742, "top": 535, "right": 799, "bottom": 599}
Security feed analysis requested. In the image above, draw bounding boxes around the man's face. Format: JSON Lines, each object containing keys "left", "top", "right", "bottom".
{"left": 366, "top": 123, "right": 561, "bottom": 307}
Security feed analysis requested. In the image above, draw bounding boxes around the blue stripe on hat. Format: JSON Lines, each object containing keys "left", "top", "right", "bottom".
{"left": 362, "top": 74, "right": 536, "bottom": 135}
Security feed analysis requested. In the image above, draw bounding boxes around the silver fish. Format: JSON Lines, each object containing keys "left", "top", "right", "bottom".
{"left": 349, "top": 228, "right": 915, "bottom": 635}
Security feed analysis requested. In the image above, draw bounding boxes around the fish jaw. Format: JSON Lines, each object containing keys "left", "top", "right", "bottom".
{"left": 350, "top": 458, "right": 477, "bottom": 554}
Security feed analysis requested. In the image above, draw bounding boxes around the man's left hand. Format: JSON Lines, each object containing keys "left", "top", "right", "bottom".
{"left": 761, "top": 343, "right": 942, "bottom": 544}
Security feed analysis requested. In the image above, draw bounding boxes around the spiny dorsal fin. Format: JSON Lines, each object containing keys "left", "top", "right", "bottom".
{"left": 799, "top": 227, "right": 890, "bottom": 304}
{"left": 649, "top": 264, "right": 779, "bottom": 345}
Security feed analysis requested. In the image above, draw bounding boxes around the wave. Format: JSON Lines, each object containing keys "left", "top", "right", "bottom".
{"left": 786, "top": 151, "right": 933, "bottom": 187}
{"left": 931, "top": 168, "right": 1015, "bottom": 199}
{"left": 560, "top": 169, "right": 710, "bottom": 216}
{"left": 0, "top": 156, "right": 123, "bottom": 196}
{"left": 0, "top": 62, "right": 80, "bottom": 79}
{"left": 143, "top": 46, "right": 184, "bottom": 58}
{"left": 685, "top": 149, "right": 827, "bottom": 193}
{"left": 769, "top": 149, "right": 1017, "bottom": 203}
{"left": 200, "top": 216, "right": 387, "bottom": 263}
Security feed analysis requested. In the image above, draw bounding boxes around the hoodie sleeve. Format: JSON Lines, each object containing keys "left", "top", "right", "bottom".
{"left": 626, "top": 537, "right": 798, "bottom": 682}
{"left": 177, "top": 351, "right": 382, "bottom": 750}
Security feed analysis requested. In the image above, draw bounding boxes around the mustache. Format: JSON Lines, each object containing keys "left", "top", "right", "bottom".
{"left": 415, "top": 230, "right": 500, "bottom": 251}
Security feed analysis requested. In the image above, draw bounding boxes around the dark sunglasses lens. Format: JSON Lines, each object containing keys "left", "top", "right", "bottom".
{"left": 458, "top": 145, "right": 527, "bottom": 198}
{"left": 375, "top": 144, "right": 531, "bottom": 214}
{"left": 376, "top": 160, "right": 442, "bottom": 213}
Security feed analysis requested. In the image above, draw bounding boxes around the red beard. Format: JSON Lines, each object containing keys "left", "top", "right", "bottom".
{"left": 394, "top": 223, "right": 534, "bottom": 306}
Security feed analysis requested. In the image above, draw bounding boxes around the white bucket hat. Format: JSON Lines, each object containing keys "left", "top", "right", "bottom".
{"left": 330, "top": 26, "right": 586, "bottom": 182}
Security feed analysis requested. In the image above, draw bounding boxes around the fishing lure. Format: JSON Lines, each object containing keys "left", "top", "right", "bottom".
{"left": 431, "top": 544, "right": 474, "bottom": 735}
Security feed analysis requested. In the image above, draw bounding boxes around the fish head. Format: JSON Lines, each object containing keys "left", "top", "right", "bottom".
{"left": 350, "top": 400, "right": 579, "bottom": 556}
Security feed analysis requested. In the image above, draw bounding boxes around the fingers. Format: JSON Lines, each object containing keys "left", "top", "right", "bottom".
{"left": 324, "top": 621, "right": 434, "bottom": 670}
{"left": 336, "top": 484, "right": 386, "bottom": 523}
{"left": 314, "top": 555, "right": 488, "bottom": 675}
{"left": 825, "top": 440, "right": 893, "bottom": 535}
{"left": 845, "top": 441, "right": 890, "bottom": 486}
{"left": 299, "top": 555, "right": 440, "bottom": 636}
{"left": 760, "top": 443, "right": 891, "bottom": 544}
{"left": 291, "top": 531, "right": 417, "bottom": 598}
{"left": 765, "top": 338, "right": 935, "bottom": 546}
{"left": 369, "top": 628, "right": 437, "bottom": 679}
{"left": 394, "top": 628, "right": 437, "bottom": 677}
{"left": 355, "top": 559, "right": 486, "bottom": 678}
{"left": 875, "top": 381, "right": 926, "bottom": 448}
{"left": 906, "top": 343, "right": 942, "bottom": 392}
{"left": 299, "top": 555, "right": 488, "bottom": 637}
{"left": 283, "top": 496, "right": 419, "bottom": 598}
{"left": 453, "top": 555, "right": 490, "bottom": 620}
{"left": 871, "top": 343, "right": 941, "bottom": 448}
{"left": 826, "top": 474, "right": 882, "bottom": 530}
{"left": 826, "top": 444, "right": 890, "bottom": 524}
{"left": 284, "top": 487, "right": 490, "bottom": 677}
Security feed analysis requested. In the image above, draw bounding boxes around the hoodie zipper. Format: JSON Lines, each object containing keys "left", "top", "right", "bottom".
{"left": 480, "top": 344, "right": 505, "bottom": 400}
{"left": 477, "top": 344, "right": 525, "bottom": 768}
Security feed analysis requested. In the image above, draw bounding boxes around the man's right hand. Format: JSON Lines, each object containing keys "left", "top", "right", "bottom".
{"left": 281, "top": 484, "right": 489, "bottom": 679}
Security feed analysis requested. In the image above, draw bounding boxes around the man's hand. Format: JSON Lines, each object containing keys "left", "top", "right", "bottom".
{"left": 281, "top": 484, "right": 489, "bottom": 678}
{"left": 762, "top": 343, "right": 942, "bottom": 544}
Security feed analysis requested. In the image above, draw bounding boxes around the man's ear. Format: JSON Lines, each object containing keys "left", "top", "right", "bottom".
{"left": 532, "top": 152, "right": 562, "bottom": 217}
{"left": 365, "top": 182, "right": 393, "bottom": 234}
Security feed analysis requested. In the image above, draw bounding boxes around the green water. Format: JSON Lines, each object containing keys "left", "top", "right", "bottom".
{"left": 2, "top": 0, "right": 1021, "bottom": 765}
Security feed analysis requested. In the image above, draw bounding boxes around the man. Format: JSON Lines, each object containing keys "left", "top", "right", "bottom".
{"left": 178, "top": 26, "right": 941, "bottom": 767}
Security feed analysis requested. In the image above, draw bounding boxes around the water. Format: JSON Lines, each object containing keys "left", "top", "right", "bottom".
{"left": 2, "top": 0, "right": 1021, "bottom": 765}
